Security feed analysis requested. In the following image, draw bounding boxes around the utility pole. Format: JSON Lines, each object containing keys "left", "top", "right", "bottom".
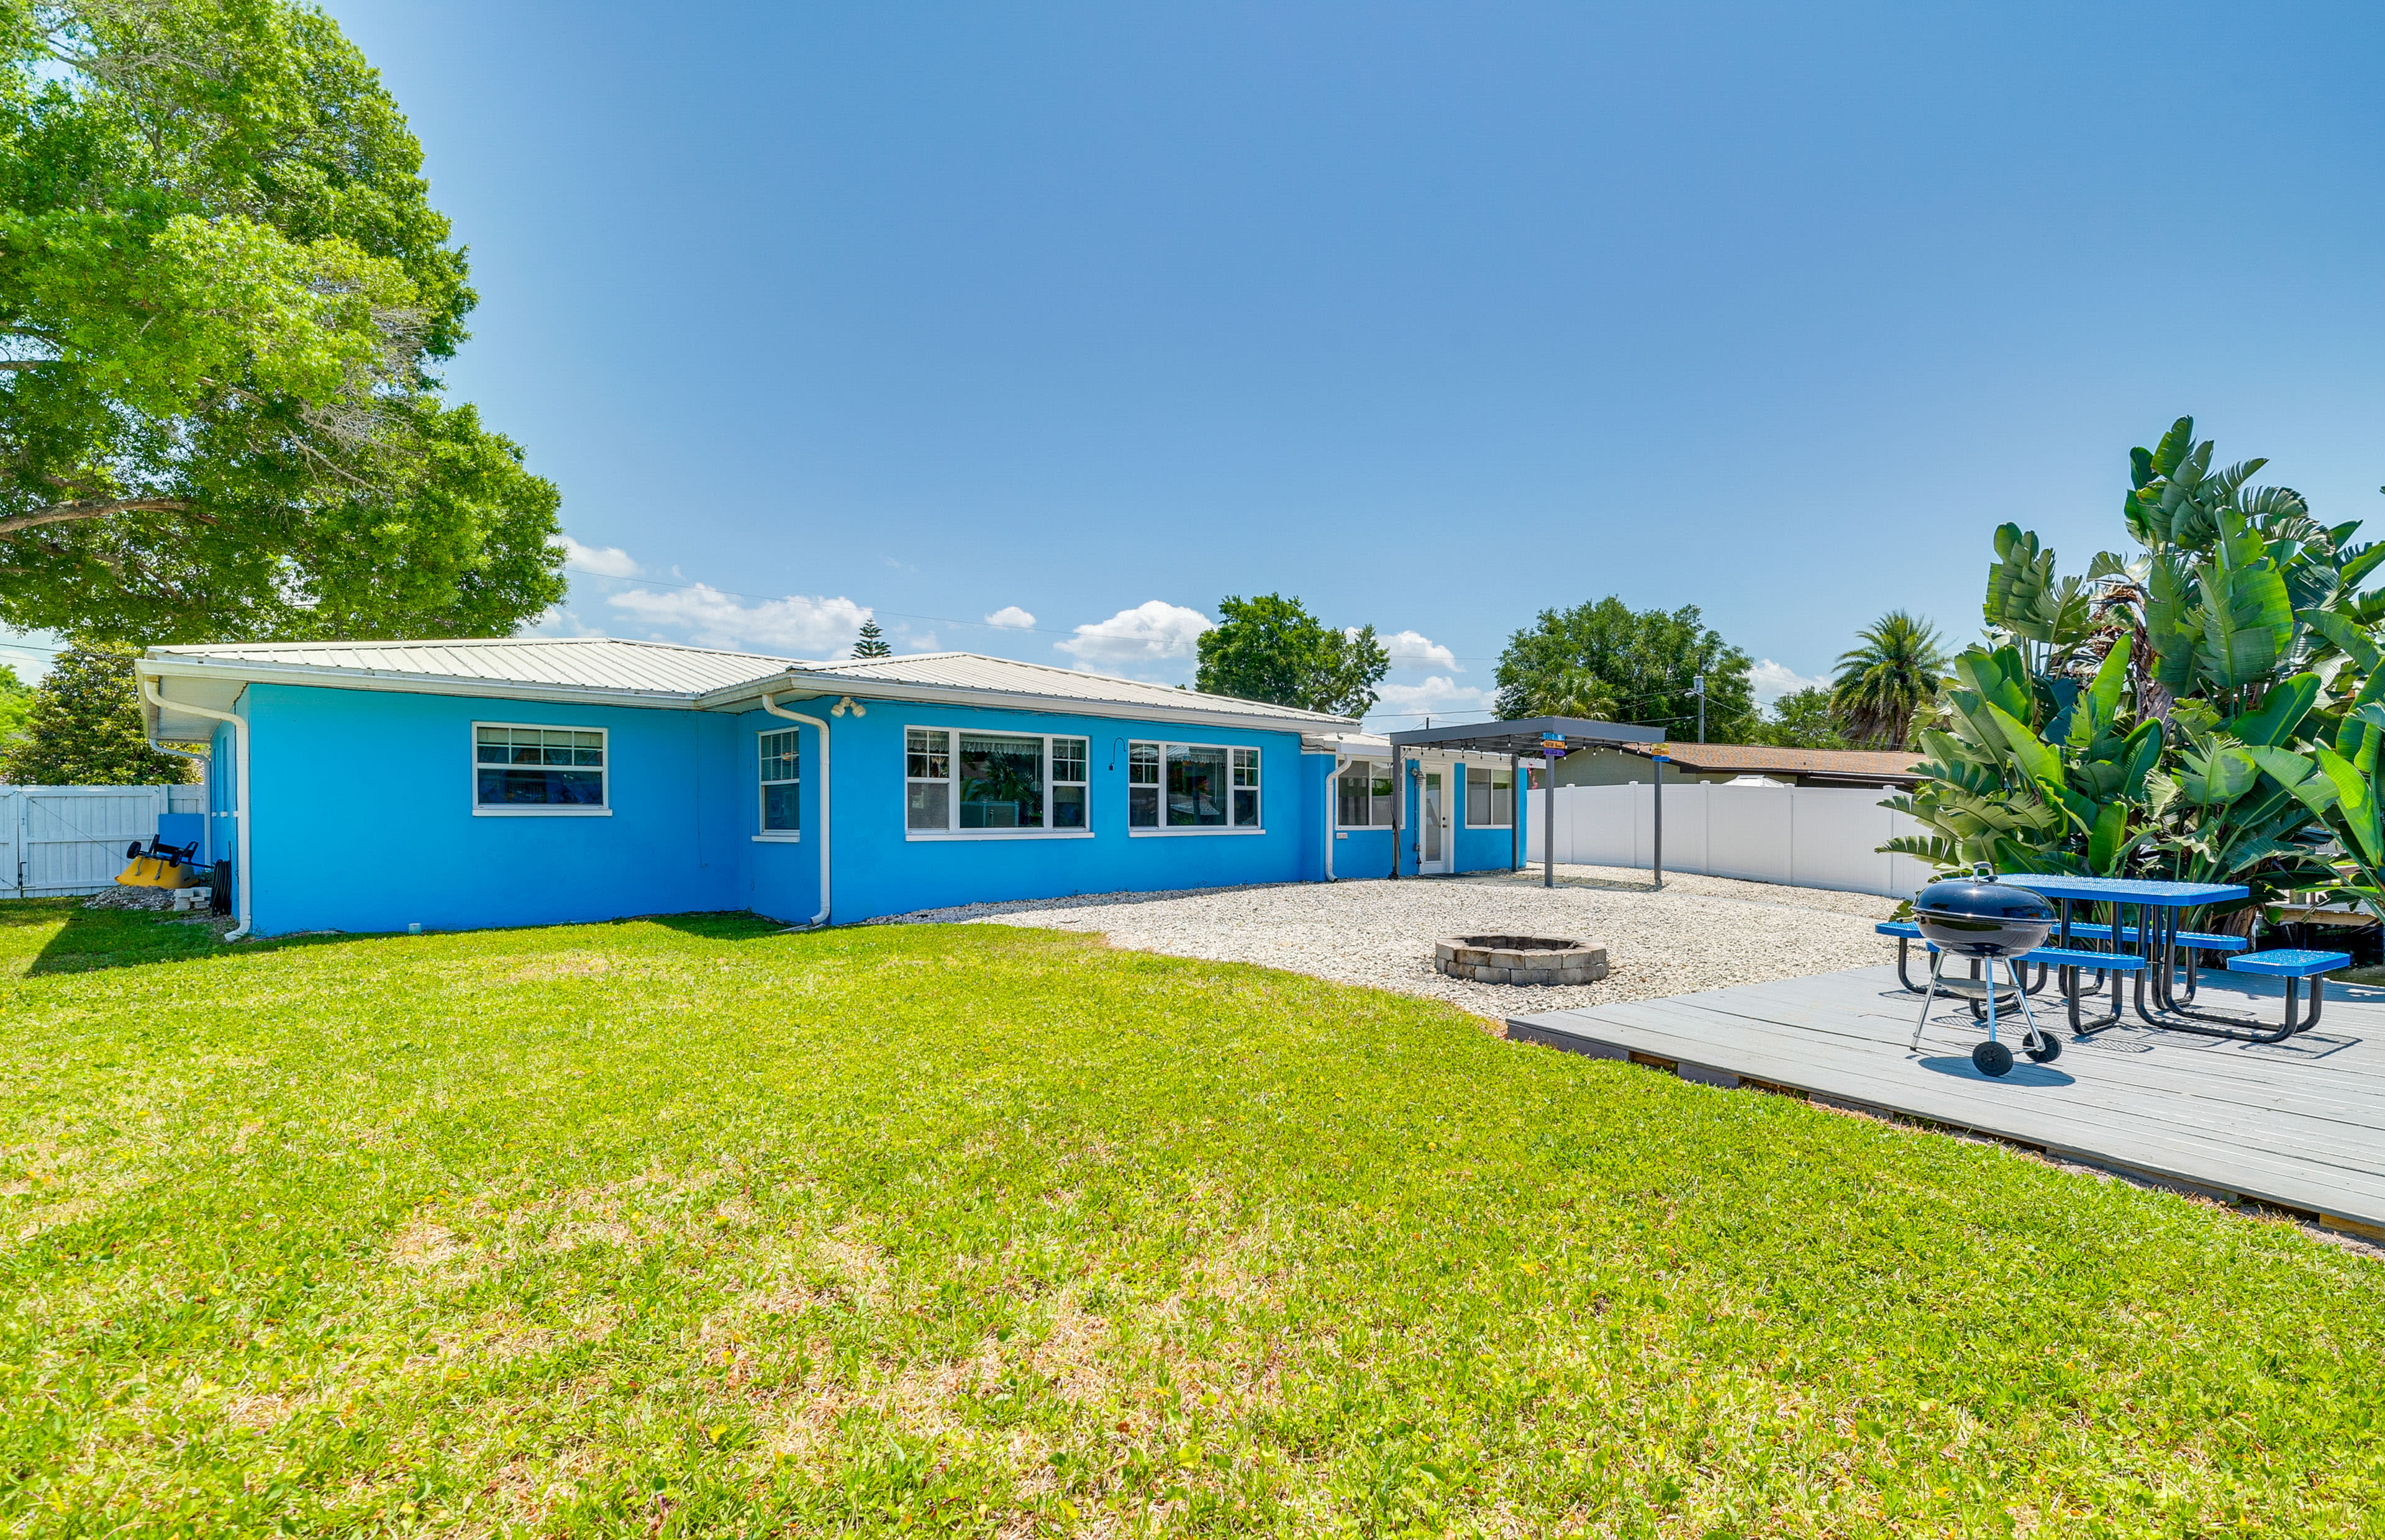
{"left": 1694, "top": 673, "right": 1706, "bottom": 743}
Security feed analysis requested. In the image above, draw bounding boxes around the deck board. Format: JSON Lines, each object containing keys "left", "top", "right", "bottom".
{"left": 1507, "top": 965, "right": 2385, "bottom": 1236}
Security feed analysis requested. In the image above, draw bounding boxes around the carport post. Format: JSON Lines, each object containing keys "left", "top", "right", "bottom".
{"left": 1651, "top": 752, "right": 1667, "bottom": 890}
{"left": 1539, "top": 732, "right": 1563, "bottom": 889}
{"left": 1509, "top": 753, "right": 1522, "bottom": 872}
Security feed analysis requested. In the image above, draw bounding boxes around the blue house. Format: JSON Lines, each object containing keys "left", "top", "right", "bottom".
{"left": 135, "top": 638, "right": 1532, "bottom": 938}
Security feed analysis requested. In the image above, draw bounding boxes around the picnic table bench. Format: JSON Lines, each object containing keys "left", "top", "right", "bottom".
{"left": 1884, "top": 875, "right": 2343, "bottom": 1045}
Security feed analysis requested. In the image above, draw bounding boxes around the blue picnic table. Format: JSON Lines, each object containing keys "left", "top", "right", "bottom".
{"left": 1997, "top": 872, "right": 2302, "bottom": 1041}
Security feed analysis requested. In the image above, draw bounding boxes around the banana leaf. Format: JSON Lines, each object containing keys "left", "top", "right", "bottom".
{"left": 2195, "top": 558, "right": 2292, "bottom": 691}
{"left": 2177, "top": 742, "right": 2258, "bottom": 805}
{"left": 2297, "top": 609, "right": 2381, "bottom": 673}
{"left": 2245, "top": 746, "right": 2340, "bottom": 822}
{"left": 2225, "top": 671, "right": 2320, "bottom": 748}
{"left": 1953, "top": 646, "right": 2032, "bottom": 725}
{"left": 2145, "top": 552, "right": 2202, "bottom": 694}
{"left": 2087, "top": 801, "right": 2130, "bottom": 875}
{"left": 1986, "top": 703, "right": 2065, "bottom": 791}
{"left": 2312, "top": 745, "right": 2383, "bottom": 867}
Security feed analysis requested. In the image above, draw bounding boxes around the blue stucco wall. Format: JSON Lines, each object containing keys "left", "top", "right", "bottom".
{"left": 730, "top": 697, "right": 1316, "bottom": 925}
{"left": 206, "top": 717, "right": 238, "bottom": 870}
{"left": 243, "top": 684, "right": 745, "bottom": 936}
{"left": 1366, "top": 754, "right": 1521, "bottom": 877}
{"left": 232, "top": 682, "right": 1335, "bottom": 935}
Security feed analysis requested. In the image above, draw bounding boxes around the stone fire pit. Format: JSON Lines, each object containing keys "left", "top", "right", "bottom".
{"left": 1434, "top": 933, "right": 1609, "bottom": 986}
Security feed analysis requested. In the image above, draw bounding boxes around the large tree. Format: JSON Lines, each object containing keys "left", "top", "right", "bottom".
{"left": 1752, "top": 686, "right": 1848, "bottom": 749}
{"left": 1494, "top": 597, "right": 1755, "bottom": 738}
{"left": 0, "top": 0, "right": 564, "bottom": 645}
{"left": 1194, "top": 593, "right": 1389, "bottom": 717}
{"left": 0, "top": 660, "right": 30, "bottom": 753}
{"left": 0, "top": 641, "right": 193, "bottom": 783}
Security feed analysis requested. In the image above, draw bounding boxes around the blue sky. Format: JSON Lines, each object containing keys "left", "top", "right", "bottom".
{"left": 15, "top": 2, "right": 2385, "bottom": 732}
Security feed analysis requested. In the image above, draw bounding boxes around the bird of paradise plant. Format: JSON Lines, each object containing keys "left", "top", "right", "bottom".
{"left": 1886, "top": 418, "right": 2385, "bottom": 922}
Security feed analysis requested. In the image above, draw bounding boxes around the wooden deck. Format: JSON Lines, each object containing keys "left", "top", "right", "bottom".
{"left": 1508, "top": 965, "right": 2385, "bottom": 1239}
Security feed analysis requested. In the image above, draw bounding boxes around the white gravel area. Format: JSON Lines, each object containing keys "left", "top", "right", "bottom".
{"left": 879, "top": 864, "right": 1902, "bottom": 1018}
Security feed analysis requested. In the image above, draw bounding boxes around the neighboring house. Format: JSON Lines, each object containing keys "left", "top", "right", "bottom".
{"left": 1551, "top": 741, "right": 1925, "bottom": 790}
{"left": 135, "top": 638, "right": 1525, "bottom": 937}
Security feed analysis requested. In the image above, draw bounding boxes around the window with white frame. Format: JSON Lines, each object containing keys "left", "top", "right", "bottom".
{"left": 1335, "top": 760, "right": 1394, "bottom": 827}
{"left": 759, "top": 729, "right": 800, "bottom": 835}
{"left": 1465, "top": 765, "right": 1514, "bottom": 827}
{"left": 475, "top": 723, "right": 606, "bottom": 810}
{"left": 906, "top": 727, "right": 1090, "bottom": 834}
{"left": 1127, "top": 740, "right": 1261, "bottom": 830}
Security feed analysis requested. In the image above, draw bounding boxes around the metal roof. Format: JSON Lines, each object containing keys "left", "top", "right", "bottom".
{"left": 146, "top": 636, "right": 798, "bottom": 695}
{"left": 1386, "top": 715, "right": 1665, "bottom": 756}
{"left": 1610, "top": 740, "right": 1925, "bottom": 785}
{"left": 137, "top": 636, "right": 1357, "bottom": 738}
{"left": 704, "top": 651, "right": 1355, "bottom": 728}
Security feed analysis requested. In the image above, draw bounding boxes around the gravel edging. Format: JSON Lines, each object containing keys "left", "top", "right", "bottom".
{"left": 878, "top": 864, "right": 1900, "bottom": 1017}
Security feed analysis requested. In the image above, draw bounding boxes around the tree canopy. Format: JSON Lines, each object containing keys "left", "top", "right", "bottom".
{"left": 1193, "top": 594, "right": 1388, "bottom": 717}
{"left": 0, "top": 0, "right": 564, "bottom": 645}
{"left": 0, "top": 660, "right": 30, "bottom": 753}
{"left": 0, "top": 641, "right": 193, "bottom": 783}
{"left": 1751, "top": 686, "right": 1848, "bottom": 750}
{"left": 1494, "top": 597, "right": 1754, "bottom": 739}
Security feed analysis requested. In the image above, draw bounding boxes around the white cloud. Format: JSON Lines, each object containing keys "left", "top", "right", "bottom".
{"left": 1750, "top": 659, "right": 1831, "bottom": 707}
{"left": 1368, "top": 627, "right": 1459, "bottom": 672}
{"left": 551, "top": 534, "right": 641, "bottom": 579}
{"left": 1056, "top": 600, "right": 1214, "bottom": 669}
{"left": 605, "top": 584, "right": 868, "bottom": 656}
{"left": 984, "top": 605, "right": 1037, "bottom": 630}
{"left": 0, "top": 628, "right": 60, "bottom": 685}
{"left": 523, "top": 605, "right": 607, "bottom": 639}
{"left": 902, "top": 631, "right": 940, "bottom": 652}
{"left": 1365, "top": 676, "right": 1493, "bottom": 725}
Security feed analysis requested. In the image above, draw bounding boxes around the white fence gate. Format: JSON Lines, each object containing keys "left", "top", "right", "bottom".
{"left": 1525, "top": 782, "right": 1938, "bottom": 900}
{"left": 0, "top": 784, "right": 204, "bottom": 898}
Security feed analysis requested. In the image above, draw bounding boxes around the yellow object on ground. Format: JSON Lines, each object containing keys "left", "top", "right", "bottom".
{"left": 116, "top": 857, "right": 197, "bottom": 889}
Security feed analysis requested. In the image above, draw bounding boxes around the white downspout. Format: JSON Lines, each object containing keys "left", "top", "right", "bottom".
{"left": 1324, "top": 753, "right": 1347, "bottom": 881}
{"left": 761, "top": 691, "right": 830, "bottom": 926}
{"left": 139, "top": 673, "right": 251, "bottom": 940}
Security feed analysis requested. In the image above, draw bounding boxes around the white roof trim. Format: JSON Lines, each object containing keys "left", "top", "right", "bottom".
{"left": 139, "top": 656, "right": 707, "bottom": 709}
{"left": 134, "top": 649, "right": 1360, "bottom": 735}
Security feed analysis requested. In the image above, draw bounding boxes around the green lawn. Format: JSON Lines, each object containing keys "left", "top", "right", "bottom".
{"left": 4, "top": 899, "right": 2383, "bottom": 1538}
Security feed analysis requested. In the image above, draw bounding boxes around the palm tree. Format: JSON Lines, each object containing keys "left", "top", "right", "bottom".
{"left": 1832, "top": 611, "right": 1948, "bottom": 749}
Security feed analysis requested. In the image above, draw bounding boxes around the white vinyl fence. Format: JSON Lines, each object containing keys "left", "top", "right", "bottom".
{"left": 0, "top": 784, "right": 205, "bottom": 898}
{"left": 1525, "top": 781, "right": 1938, "bottom": 900}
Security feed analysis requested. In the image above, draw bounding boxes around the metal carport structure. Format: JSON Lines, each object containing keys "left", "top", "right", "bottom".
{"left": 1385, "top": 717, "right": 1665, "bottom": 887}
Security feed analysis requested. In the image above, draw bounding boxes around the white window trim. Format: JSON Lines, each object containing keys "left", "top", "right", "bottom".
{"left": 1126, "top": 738, "right": 1265, "bottom": 835}
{"left": 1463, "top": 763, "right": 1517, "bottom": 830}
{"left": 756, "top": 727, "right": 802, "bottom": 841}
{"left": 1333, "top": 756, "right": 1394, "bottom": 830}
{"left": 902, "top": 725, "right": 1093, "bottom": 841}
{"left": 470, "top": 720, "right": 612, "bottom": 817}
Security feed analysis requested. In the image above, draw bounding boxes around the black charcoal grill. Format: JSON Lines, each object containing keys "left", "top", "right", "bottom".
{"left": 1906, "top": 866, "right": 2060, "bottom": 1077}
{"left": 1914, "top": 867, "right": 2055, "bottom": 957}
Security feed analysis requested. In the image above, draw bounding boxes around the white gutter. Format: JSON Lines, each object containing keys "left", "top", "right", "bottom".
{"left": 761, "top": 692, "right": 830, "bottom": 927}
{"left": 140, "top": 656, "right": 704, "bottom": 711}
{"left": 701, "top": 671, "right": 1356, "bottom": 736}
{"left": 139, "top": 674, "right": 251, "bottom": 940}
